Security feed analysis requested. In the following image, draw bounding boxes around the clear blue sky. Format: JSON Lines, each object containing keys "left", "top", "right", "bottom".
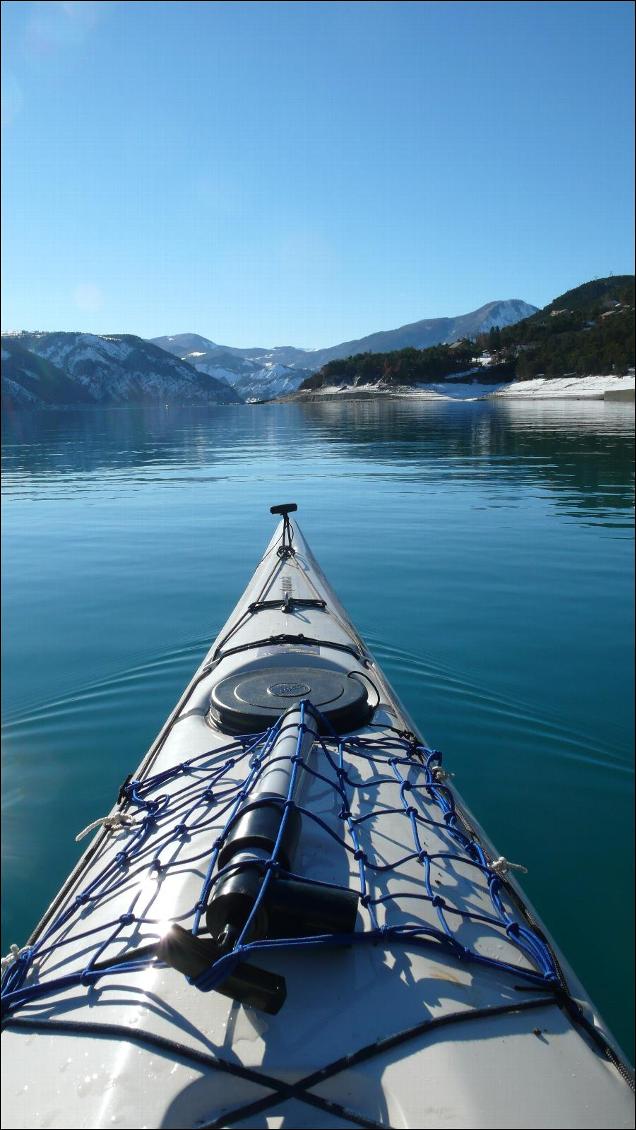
{"left": 1, "top": 1, "right": 634, "bottom": 347}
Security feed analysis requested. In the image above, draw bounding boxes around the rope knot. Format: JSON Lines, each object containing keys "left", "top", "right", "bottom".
{"left": 353, "top": 849, "right": 367, "bottom": 862}
{"left": 75, "top": 811, "right": 137, "bottom": 843}
{"left": 1, "top": 944, "right": 30, "bottom": 974}
{"left": 490, "top": 856, "right": 528, "bottom": 877}
{"left": 119, "top": 912, "right": 135, "bottom": 926}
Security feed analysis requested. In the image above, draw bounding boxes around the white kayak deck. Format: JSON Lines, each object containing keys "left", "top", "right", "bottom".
{"left": 1, "top": 518, "right": 633, "bottom": 1129}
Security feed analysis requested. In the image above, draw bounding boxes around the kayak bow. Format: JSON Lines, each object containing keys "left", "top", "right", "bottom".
{"left": 1, "top": 505, "right": 633, "bottom": 1129}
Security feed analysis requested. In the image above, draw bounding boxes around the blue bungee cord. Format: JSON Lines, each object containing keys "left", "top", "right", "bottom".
{"left": 1, "top": 700, "right": 560, "bottom": 1021}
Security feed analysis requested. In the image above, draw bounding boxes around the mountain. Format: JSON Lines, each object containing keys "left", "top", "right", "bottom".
{"left": 151, "top": 298, "right": 537, "bottom": 401}
{"left": 292, "top": 299, "right": 537, "bottom": 368}
{"left": 2, "top": 332, "right": 243, "bottom": 409}
{"left": 298, "top": 276, "right": 635, "bottom": 392}
{"left": 231, "top": 363, "right": 311, "bottom": 402}
{"left": 151, "top": 334, "right": 313, "bottom": 402}
{"left": 152, "top": 333, "right": 314, "bottom": 372}
{"left": 1, "top": 340, "right": 96, "bottom": 408}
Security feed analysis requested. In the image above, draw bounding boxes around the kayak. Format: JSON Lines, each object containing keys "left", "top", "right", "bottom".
{"left": 1, "top": 504, "right": 633, "bottom": 1130}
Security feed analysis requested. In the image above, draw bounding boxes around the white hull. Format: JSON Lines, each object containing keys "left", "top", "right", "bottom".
{"left": 2, "top": 516, "right": 633, "bottom": 1129}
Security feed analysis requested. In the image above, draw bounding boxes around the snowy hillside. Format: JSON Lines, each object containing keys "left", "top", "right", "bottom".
{"left": 2, "top": 332, "right": 243, "bottom": 408}
{"left": 232, "top": 363, "right": 312, "bottom": 402}
{"left": 152, "top": 335, "right": 311, "bottom": 400}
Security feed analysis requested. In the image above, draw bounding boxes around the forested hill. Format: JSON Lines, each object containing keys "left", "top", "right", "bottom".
{"left": 299, "top": 276, "right": 635, "bottom": 391}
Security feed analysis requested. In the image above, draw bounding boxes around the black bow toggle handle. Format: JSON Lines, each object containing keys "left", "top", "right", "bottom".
{"left": 270, "top": 503, "right": 297, "bottom": 516}
{"left": 270, "top": 503, "right": 297, "bottom": 557}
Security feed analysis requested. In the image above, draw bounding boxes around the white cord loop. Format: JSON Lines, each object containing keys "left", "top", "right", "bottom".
{"left": 75, "top": 812, "right": 137, "bottom": 843}
{"left": 1, "top": 945, "right": 28, "bottom": 974}
{"left": 489, "top": 856, "right": 528, "bottom": 876}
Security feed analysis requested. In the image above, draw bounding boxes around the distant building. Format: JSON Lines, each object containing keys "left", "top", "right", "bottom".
{"left": 471, "top": 351, "right": 494, "bottom": 367}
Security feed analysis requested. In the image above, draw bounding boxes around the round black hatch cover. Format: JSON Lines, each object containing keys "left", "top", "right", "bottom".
{"left": 209, "top": 665, "right": 371, "bottom": 735}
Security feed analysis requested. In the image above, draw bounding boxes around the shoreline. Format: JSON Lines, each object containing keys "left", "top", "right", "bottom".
{"left": 277, "top": 374, "right": 635, "bottom": 404}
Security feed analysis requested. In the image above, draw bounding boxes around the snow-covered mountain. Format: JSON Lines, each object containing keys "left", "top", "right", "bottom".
{"left": 2, "top": 332, "right": 243, "bottom": 409}
{"left": 152, "top": 299, "right": 537, "bottom": 401}
{"left": 232, "top": 363, "right": 312, "bottom": 402}
{"left": 2, "top": 340, "right": 96, "bottom": 408}
{"left": 152, "top": 334, "right": 312, "bottom": 402}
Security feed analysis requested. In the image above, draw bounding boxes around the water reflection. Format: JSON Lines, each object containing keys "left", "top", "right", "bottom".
{"left": 294, "top": 399, "right": 635, "bottom": 523}
{"left": 2, "top": 402, "right": 634, "bottom": 524}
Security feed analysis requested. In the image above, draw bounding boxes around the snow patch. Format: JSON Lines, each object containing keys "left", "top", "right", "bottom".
{"left": 491, "top": 375, "right": 635, "bottom": 400}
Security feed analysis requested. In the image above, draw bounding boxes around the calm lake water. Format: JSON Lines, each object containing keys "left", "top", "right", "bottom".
{"left": 2, "top": 398, "right": 634, "bottom": 1057}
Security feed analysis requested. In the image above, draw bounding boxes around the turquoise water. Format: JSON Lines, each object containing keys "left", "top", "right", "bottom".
{"left": 2, "top": 399, "right": 634, "bottom": 1057}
